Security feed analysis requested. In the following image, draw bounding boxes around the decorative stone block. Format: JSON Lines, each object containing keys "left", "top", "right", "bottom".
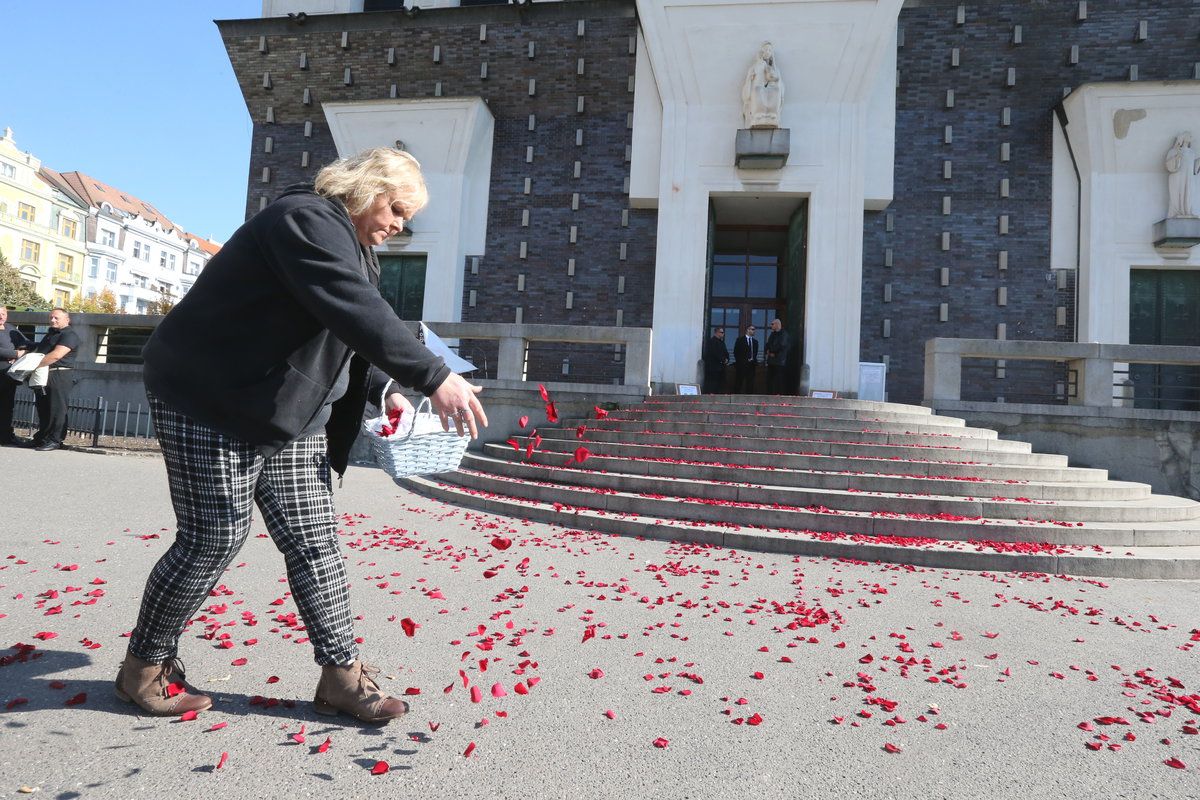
{"left": 1129, "top": 65, "right": 1138, "bottom": 81}
{"left": 481, "top": 61, "right": 488, "bottom": 80}
{"left": 567, "top": 258, "right": 575, "bottom": 276}
{"left": 577, "top": 58, "right": 585, "bottom": 76}
{"left": 577, "top": 96, "right": 585, "bottom": 113}
{"left": 941, "top": 232, "right": 950, "bottom": 250}
{"left": 259, "top": 35, "right": 268, "bottom": 54}
{"left": 304, "top": 120, "right": 313, "bottom": 137}
{"left": 1056, "top": 306, "right": 1067, "bottom": 326}
{"left": 344, "top": 67, "right": 353, "bottom": 85}
{"left": 573, "top": 161, "right": 582, "bottom": 178}
{"left": 525, "top": 145, "right": 534, "bottom": 163}
{"left": 1136, "top": 20, "right": 1147, "bottom": 41}
{"left": 517, "top": 274, "right": 525, "bottom": 291}
{"left": 341, "top": 31, "right": 349, "bottom": 49}
{"left": 619, "top": 243, "right": 627, "bottom": 260}
{"left": 998, "top": 286, "right": 1007, "bottom": 305}
{"left": 1001, "top": 107, "right": 1011, "bottom": 126}
{"left": 621, "top": 209, "right": 629, "bottom": 227}
{"left": 1070, "top": 45, "right": 1079, "bottom": 65}
{"left": 944, "top": 125, "right": 953, "bottom": 144}
{"left": 301, "top": 151, "right": 309, "bottom": 168}
{"left": 1056, "top": 270, "right": 1068, "bottom": 290}
{"left": 1012, "top": 25, "right": 1022, "bottom": 45}
{"left": 479, "top": 23, "right": 487, "bottom": 42}
{"left": 523, "top": 178, "right": 531, "bottom": 194}
{"left": 303, "top": 88, "right": 311, "bottom": 105}
{"left": 387, "top": 48, "right": 394, "bottom": 66}
{"left": 951, "top": 48, "right": 960, "bottom": 67}
{"left": 577, "top": 20, "right": 586, "bottom": 37}
{"left": 470, "top": 256, "right": 479, "bottom": 274}
{"left": 521, "top": 209, "right": 529, "bottom": 226}
{"left": 432, "top": 82, "right": 441, "bottom": 97}
{"left": 576, "top": 129, "right": 584, "bottom": 146}
{"left": 734, "top": 129, "right": 791, "bottom": 169}
{"left": 260, "top": 196, "right": 268, "bottom": 211}
{"left": 263, "top": 72, "right": 272, "bottom": 89}
{"left": 945, "top": 89, "right": 955, "bottom": 108}
{"left": 1006, "top": 67, "right": 1016, "bottom": 87}
{"left": 571, "top": 193, "right": 579, "bottom": 211}
{"left": 515, "top": 306, "right": 523, "bottom": 324}
{"left": 940, "top": 267, "right": 950, "bottom": 286}
{"left": 1000, "top": 178, "right": 1010, "bottom": 197}
{"left": 1152, "top": 217, "right": 1200, "bottom": 249}
{"left": 996, "top": 323, "right": 1007, "bottom": 340}
{"left": 943, "top": 160, "right": 952, "bottom": 179}
{"left": 565, "top": 292, "right": 573, "bottom": 310}
{"left": 469, "top": 289, "right": 477, "bottom": 308}
{"left": 999, "top": 215, "right": 1009, "bottom": 234}
{"left": 433, "top": 45, "right": 441, "bottom": 63}
{"left": 882, "top": 318, "right": 891, "bottom": 338}
{"left": 615, "top": 309, "right": 623, "bottom": 327}
{"left": 265, "top": 106, "right": 275, "bottom": 123}
{"left": 998, "top": 250, "right": 1008, "bottom": 270}
{"left": 300, "top": 52, "right": 308, "bottom": 69}
{"left": 942, "top": 196, "right": 952, "bottom": 215}
{"left": 886, "top": 212, "right": 894, "bottom": 232}
{"left": 939, "top": 303, "right": 949, "bottom": 322}
{"left": 519, "top": 241, "right": 527, "bottom": 259}
{"left": 883, "top": 283, "right": 892, "bottom": 302}
{"left": 264, "top": 136, "right": 273, "bottom": 153}
{"left": 617, "top": 276, "right": 625, "bottom": 294}
{"left": 569, "top": 226, "right": 577, "bottom": 244}
{"left": 1000, "top": 142, "right": 1010, "bottom": 161}
{"left": 528, "top": 114, "right": 536, "bottom": 131}
{"left": 884, "top": 248, "right": 893, "bottom": 267}
{"left": 955, "top": 4, "right": 965, "bottom": 25}
{"left": 1077, "top": 1, "right": 1087, "bottom": 21}
{"left": 262, "top": 167, "right": 271, "bottom": 183}
{"left": 528, "top": 42, "right": 535, "bottom": 59}
{"left": 528, "top": 79, "right": 536, "bottom": 96}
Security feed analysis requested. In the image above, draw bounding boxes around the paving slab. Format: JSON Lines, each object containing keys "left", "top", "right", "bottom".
{"left": 1, "top": 447, "right": 1198, "bottom": 800}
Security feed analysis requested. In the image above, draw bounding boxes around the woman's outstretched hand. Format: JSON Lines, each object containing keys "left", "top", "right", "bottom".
{"left": 429, "top": 373, "right": 488, "bottom": 439}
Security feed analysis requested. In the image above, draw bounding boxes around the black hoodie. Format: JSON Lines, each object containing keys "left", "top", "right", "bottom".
{"left": 142, "top": 185, "right": 451, "bottom": 475}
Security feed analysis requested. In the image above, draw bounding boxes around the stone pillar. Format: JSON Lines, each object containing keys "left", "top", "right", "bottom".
{"left": 923, "top": 342, "right": 962, "bottom": 402}
{"left": 497, "top": 335, "right": 526, "bottom": 381}
{"left": 1069, "top": 357, "right": 1114, "bottom": 407}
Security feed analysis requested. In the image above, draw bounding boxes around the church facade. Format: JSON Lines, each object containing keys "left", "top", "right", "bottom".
{"left": 221, "top": 0, "right": 1200, "bottom": 403}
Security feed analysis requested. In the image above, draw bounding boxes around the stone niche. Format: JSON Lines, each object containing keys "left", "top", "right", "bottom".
{"left": 735, "top": 128, "right": 790, "bottom": 169}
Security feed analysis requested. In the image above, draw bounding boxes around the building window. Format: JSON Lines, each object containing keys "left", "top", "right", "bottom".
{"left": 0, "top": 161, "right": 14, "bottom": 179}
{"left": 20, "top": 239, "right": 40, "bottom": 263}
{"left": 119, "top": 295, "right": 130, "bottom": 309}
{"left": 61, "top": 218, "right": 78, "bottom": 239}
{"left": 132, "top": 274, "right": 148, "bottom": 289}
{"left": 88, "top": 256, "right": 100, "bottom": 278}
{"left": 18, "top": 202, "right": 35, "bottom": 223}
{"left": 57, "top": 253, "right": 74, "bottom": 274}
{"left": 167, "top": 253, "right": 176, "bottom": 271}
{"left": 136, "top": 299, "right": 149, "bottom": 314}
{"left": 133, "top": 241, "right": 145, "bottom": 260}
{"left": 100, "top": 229, "right": 116, "bottom": 247}
{"left": 54, "top": 289, "right": 71, "bottom": 307}
{"left": 105, "top": 260, "right": 118, "bottom": 282}
{"left": 187, "top": 260, "right": 201, "bottom": 275}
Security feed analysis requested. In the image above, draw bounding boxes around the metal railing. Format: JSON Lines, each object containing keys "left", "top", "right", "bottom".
{"left": 925, "top": 338, "right": 1200, "bottom": 409}
{"left": 12, "top": 393, "right": 156, "bottom": 447}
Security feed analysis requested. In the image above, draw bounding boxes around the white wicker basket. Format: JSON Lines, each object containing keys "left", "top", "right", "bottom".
{"left": 365, "top": 395, "right": 470, "bottom": 479}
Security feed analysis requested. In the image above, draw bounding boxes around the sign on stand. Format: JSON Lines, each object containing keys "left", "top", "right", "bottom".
{"left": 858, "top": 362, "right": 887, "bottom": 402}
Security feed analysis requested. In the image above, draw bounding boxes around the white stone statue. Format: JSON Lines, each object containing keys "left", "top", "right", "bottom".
{"left": 741, "top": 42, "right": 784, "bottom": 129}
{"left": 1165, "top": 131, "right": 1200, "bottom": 218}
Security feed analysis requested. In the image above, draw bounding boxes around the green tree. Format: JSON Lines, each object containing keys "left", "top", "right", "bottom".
{"left": 0, "top": 248, "right": 51, "bottom": 311}
{"left": 145, "top": 285, "right": 175, "bottom": 316}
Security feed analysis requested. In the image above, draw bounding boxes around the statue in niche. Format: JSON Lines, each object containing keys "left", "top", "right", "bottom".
{"left": 741, "top": 42, "right": 784, "bottom": 129}
{"left": 1165, "top": 132, "right": 1199, "bottom": 218}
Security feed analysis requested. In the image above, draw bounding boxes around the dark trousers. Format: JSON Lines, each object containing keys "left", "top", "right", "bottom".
{"left": 703, "top": 368, "right": 725, "bottom": 394}
{"left": 0, "top": 369, "right": 17, "bottom": 440}
{"left": 767, "top": 364, "right": 787, "bottom": 394}
{"left": 34, "top": 369, "right": 71, "bottom": 445}
{"left": 734, "top": 363, "right": 756, "bottom": 393}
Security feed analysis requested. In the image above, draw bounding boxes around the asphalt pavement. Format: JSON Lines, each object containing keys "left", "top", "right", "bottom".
{"left": 0, "top": 446, "right": 1198, "bottom": 799}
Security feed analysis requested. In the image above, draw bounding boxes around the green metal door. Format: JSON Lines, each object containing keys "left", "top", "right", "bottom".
{"left": 377, "top": 254, "right": 427, "bottom": 321}
{"left": 1128, "top": 269, "right": 1200, "bottom": 410}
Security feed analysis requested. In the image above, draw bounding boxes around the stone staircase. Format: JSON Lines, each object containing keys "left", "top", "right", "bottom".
{"left": 402, "top": 395, "right": 1200, "bottom": 579}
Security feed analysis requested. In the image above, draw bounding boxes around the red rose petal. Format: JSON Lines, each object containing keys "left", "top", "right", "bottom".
{"left": 604, "top": 709, "right": 616, "bottom": 719}
{"left": 470, "top": 686, "right": 483, "bottom": 703}
{"left": 208, "top": 722, "right": 228, "bottom": 732}
{"left": 400, "top": 617, "right": 418, "bottom": 637}
{"left": 489, "top": 537, "right": 512, "bottom": 551}
{"left": 491, "top": 683, "right": 507, "bottom": 698}
{"left": 370, "top": 760, "right": 390, "bottom": 775}
{"left": 883, "top": 743, "right": 902, "bottom": 754}
{"left": 179, "top": 709, "right": 199, "bottom": 721}
{"left": 1164, "top": 757, "right": 1186, "bottom": 769}
{"left": 593, "top": 406, "right": 608, "bottom": 419}
{"left": 518, "top": 415, "right": 529, "bottom": 428}
{"left": 33, "top": 632, "right": 57, "bottom": 641}
{"left": 216, "top": 751, "right": 228, "bottom": 770}
{"left": 464, "top": 741, "right": 476, "bottom": 758}
{"left": 652, "top": 737, "right": 669, "bottom": 748}
{"left": 64, "top": 692, "right": 87, "bottom": 707}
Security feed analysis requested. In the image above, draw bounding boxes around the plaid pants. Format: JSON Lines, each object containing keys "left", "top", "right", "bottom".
{"left": 130, "top": 395, "right": 358, "bottom": 666}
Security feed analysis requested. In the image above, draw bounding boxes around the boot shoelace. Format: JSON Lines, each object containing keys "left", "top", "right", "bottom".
{"left": 157, "top": 658, "right": 189, "bottom": 698}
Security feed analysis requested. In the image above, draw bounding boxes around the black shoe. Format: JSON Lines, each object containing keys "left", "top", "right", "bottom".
{"left": 33, "top": 441, "right": 61, "bottom": 452}
{"left": 0, "top": 435, "right": 30, "bottom": 446}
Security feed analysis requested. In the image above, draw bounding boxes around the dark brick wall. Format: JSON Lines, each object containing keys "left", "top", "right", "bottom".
{"left": 864, "top": 0, "right": 1200, "bottom": 403}
{"left": 219, "top": 0, "right": 653, "bottom": 384}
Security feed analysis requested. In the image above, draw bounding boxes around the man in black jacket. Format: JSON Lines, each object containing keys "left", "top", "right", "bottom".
{"left": 702, "top": 326, "right": 729, "bottom": 393}
{"left": 28, "top": 308, "right": 80, "bottom": 451}
{"left": 0, "top": 305, "right": 32, "bottom": 445}
{"left": 764, "top": 318, "right": 791, "bottom": 394}
{"left": 118, "top": 148, "right": 487, "bottom": 725}
{"left": 733, "top": 324, "right": 759, "bottom": 393}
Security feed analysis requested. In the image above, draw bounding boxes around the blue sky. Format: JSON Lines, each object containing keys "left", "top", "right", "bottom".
{"left": 2, "top": 1, "right": 262, "bottom": 243}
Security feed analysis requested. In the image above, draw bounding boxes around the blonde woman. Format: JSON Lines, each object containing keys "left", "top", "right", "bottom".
{"left": 118, "top": 147, "right": 487, "bottom": 722}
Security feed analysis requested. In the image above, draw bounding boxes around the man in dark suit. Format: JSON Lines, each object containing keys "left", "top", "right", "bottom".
{"left": 733, "top": 324, "right": 759, "bottom": 393}
{"left": 702, "top": 327, "right": 729, "bottom": 394}
{"left": 0, "top": 305, "right": 33, "bottom": 445}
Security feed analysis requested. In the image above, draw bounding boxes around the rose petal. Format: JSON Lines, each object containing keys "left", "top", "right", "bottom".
{"left": 216, "top": 751, "right": 228, "bottom": 770}
{"left": 652, "top": 737, "right": 669, "bottom": 748}
{"left": 401, "top": 618, "right": 418, "bottom": 637}
{"left": 883, "top": 743, "right": 902, "bottom": 754}
{"left": 179, "top": 709, "right": 199, "bottom": 721}
{"left": 470, "top": 686, "right": 483, "bottom": 703}
{"left": 489, "top": 537, "right": 512, "bottom": 551}
{"left": 370, "top": 760, "right": 390, "bottom": 775}
{"left": 518, "top": 415, "right": 529, "bottom": 428}
{"left": 464, "top": 741, "right": 476, "bottom": 758}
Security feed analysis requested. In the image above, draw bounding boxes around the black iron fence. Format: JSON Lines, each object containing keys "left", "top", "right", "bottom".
{"left": 12, "top": 393, "right": 156, "bottom": 447}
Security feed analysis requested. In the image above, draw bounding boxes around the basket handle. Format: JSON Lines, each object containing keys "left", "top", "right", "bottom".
{"left": 379, "top": 384, "right": 432, "bottom": 443}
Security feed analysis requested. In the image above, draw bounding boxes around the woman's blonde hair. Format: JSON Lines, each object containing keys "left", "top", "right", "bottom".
{"left": 314, "top": 147, "right": 429, "bottom": 217}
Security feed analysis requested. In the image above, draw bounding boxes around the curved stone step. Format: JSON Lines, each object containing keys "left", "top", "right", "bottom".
{"left": 402, "top": 476, "right": 1200, "bottom": 580}
{"left": 480, "top": 445, "right": 1145, "bottom": 501}
{"left": 641, "top": 395, "right": 936, "bottom": 416}
{"left": 576, "top": 416, "right": 1003, "bottom": 441}
{"left": 441, "top": 465, "right": 1200, "bottom": 542}
{"left": 610, "top": 406, "right": 969, "bottom": 429}
{"left": 528, "top": 435, "right": 1070, "bottom": 470}
{"left": 509, "top": 438, "right": 1105, "bottom": 483}
{"left": 548, "top": 425, "right": 1033, "bottom": 456}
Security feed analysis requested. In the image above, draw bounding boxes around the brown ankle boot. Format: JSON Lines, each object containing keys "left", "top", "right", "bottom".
{"left": 114, "top": 652, "right": 213, "bottom": 716}
{"left": 313, "top": 661, "right": 408, "bottom": 724}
